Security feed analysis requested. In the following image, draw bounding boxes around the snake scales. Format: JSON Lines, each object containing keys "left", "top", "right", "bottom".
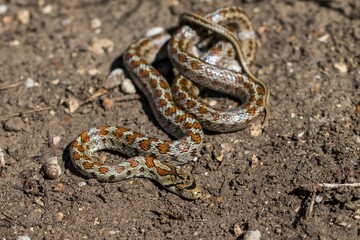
{"left": 70, "top": 6, "right": 269, "bottom": 200}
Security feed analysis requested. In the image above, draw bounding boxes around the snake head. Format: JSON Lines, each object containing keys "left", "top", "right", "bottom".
{"left": 160, "top": 167, "right": 202, "bottom": 200}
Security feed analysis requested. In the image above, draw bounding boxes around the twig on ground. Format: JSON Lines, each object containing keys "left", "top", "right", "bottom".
{"left": 306, "top": 182, "right": 360, "bottom": 218}
{"left": 317, "top": 182, "right": 360, "bottom": 188}
{"left": 0, "top": 81, "right": 24, "bottom": 91}
{"left": 307, "top": 187, "right": 317, "bottom": 217}
{"left": 0, "top": 107, "right": 53, "bottom": 121}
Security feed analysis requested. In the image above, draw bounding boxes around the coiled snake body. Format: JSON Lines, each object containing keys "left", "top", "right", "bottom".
{"left": 70, "top": 7, "right": 269, "bottom": 200}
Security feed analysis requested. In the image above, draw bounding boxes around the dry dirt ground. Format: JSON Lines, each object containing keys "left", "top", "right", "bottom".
{"left": 0, "top": 0, "right": 359, "bottom": 239}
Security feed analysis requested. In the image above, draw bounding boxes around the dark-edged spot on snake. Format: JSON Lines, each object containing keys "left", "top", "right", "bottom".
{"left": 183, "top": 122, "right": 193, "bottom": 129}
{"left": 256, "top": 98, "right": 264, "bottom": 107}
{"left": 236, "top": 75, "right": 243, "bottom": 83}
{"left": 126, "top": 170, "right": 132, "bottom": 176}
{"left": 150, "top": 68, "right": 161, "bottom": 76}
{"left": 149, "top": 78, "right": 157, "bottom": 88}
{"left": 72, "top": 140, "right": 79, "bottom": 148}
{"left": 98, "top": 126, "right": 108, "bottom": 137}
{"left": 172, "top": 85, "right": 180, "bottom": 92}
{"left": 191, "top": 60, "right": 201, "bottom": 70}
{"left": 256, "top": 86, "right": 264, "bottom": 95}
{"left": 176, "top": 92, "right": 187, "bottom": 101}
{"left": 76, "top": 144, "right": 86, "bottom": 153}
{"left": 154, "top": 89, "right": 162, "bottom": 98}
{"left": 159, "top": 80, "right": 169, "bottom": 89}
{"left": 177, "top": 39, "right": 184, "bottom": 48}
{"left": 82, "top": 154, "right": 91, "bottom": 160}
{"left": 139, "top": 69, "right": 150, "bottom": 78}
{"left": 156, "top": 165, "right": 176, "bottom": 176}
{"left": 109, "top": 175, "right": 116, "bottom": 181}
{"left": 175, "top": 113, "right": 189, "bottom": 123}
{"left": 72, "top": 152, "right": 81, "bottom": 161}
{"left": 164, "top": 106, "right": 178, "bottom": 116}
{"left": 157, "top": 99, "right": 168, "bottom": 108}
{"left": 126, "top": 158, "right": 139, "bottom": 168}
{"left": 82, "top": 161, "right": 94, "bottom": 169}
{"left": 186, "top": 100, "right": 196, "bottom": 109}
{"left": 130, "top": 60, "right": 142, "bottom": 69}
{"left": 163, "top": 92, "right": 172, "bottom": 101}
{"left": 247, "top": 107, "right": 256, "bottom": 116}
{"left": 187, "top": 131, "right": 202, "bottom": 144}
{"left": 114, "top": 127, "right": 127, "bottom": 139}
{"left": 98, "top": 167, "right": 109, "bottom": 174}
{"left": 186, "top": 175, "right": 191, "bottom": 181}
{"left": 139, "top": 167, "right": 145, "bottom": 173}
{"left": 145, "top": 155, "right": 155, "bottom": 168}
{"left": 126, "top": 132, "right": 143, "bottom": 144}
{"left": 249, "top": 94, "right": 256, "bottom": 103}
{"left": 139, "top": 139, "right": 153, "bottom": 151}
{"left": 157, "top": 142, "right": 170, "bottom": 154}
{"left": 198, "top": 106, "right": 208, "bottom": 115}
{"left": 80, "top": 130, "right": 90, "bottom": 143}
{"left": 116, "top": 166, "right": 125, "bottom": 173}
{"left": 177, "top": 53, "right": 187, "bottom": 63}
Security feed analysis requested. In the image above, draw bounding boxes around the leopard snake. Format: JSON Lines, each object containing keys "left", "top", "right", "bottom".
{"left": 70, "top": 6, "right": 269, "bottom": 200}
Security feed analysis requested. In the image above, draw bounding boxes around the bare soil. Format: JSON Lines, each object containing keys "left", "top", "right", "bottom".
{"left": 0, "top": 0, "right": 359, "bottom": 239}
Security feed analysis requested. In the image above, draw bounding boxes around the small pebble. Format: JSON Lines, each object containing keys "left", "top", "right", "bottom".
{"left": 91, "top": 18, "right": 102, "bottom": 29}
{"left": 215, "top": 150, "right": 224, "bottom": 162}
{"left": 2, "top": 15, "right": 12, "bottom": 24}
{"left": 88, "top": 68, "right": 101, "bottom": 76}
{"left": 0, "top": 148, "right": 5, "bottom": 166}
{"left": 52, "top": 136, "right": 61, "bottom": 146}
{"left": 0, "top": 5, "right": 8, "bottom": 15}
{"left": 249, "top": 122, "right": 262, "bottom": 137}
{"left": 121, "top": 79, "right": 136, "bottom": 94}
{"left": 243, "top": 230, "right": 261, "bottom": 240}
{"left": 54, "top": 183, "right": 65, "bottom": 192}
{"left": 315, "top": 195, "right": 323, "bottom": 203}
{"left": 250, "top": 155, "right": 260, "bottom": 168}
{"left": 78, "top": 181, "right": 87, "bottom": 187}
{"left": 209, "top": 100, "right": 217, "bottom": 107}
{"left": 42, "top": 4, "right": 52, "bottom": 14}
{"left": 4, "top": 117, "right": 25, "bottom": 132}
{"left": 17, "top": 9, "right": 30, "bottom": 24}
{"left": 317, "top": 34, "right": 330, "bottom": 43}
{"left": 334, "top": 62, "right": 348, "bottom": 73}
{"left": 67, "top": 97, "right": 80, "bottom": 113}
{"left": 145, "top": 26, "right": 165, "bottom": 37}
{"left": 17, "top": 236, "right": 31, "bottom": 240}
{"left": 42, "top": 156, "right": 62, "bottom": 179}
{"left": 53, "top": 212, "right": 64, "bottom": 222}
{"left": 9, "top": 39, "right": 20, "bottom": 46}
{"left": 89, "top": 38, "right": 114, "bottom": 54}
{"left": 109, "top": 230, "right": 120, "bottom": 235}
{"left": 233, "top": 223, "right": 243, "bottom": 237}
{"left": 25, "top": 77, "right": 40, "bottom": 88}
{"left": 104, "top": 68, "right": 125, "bottom": 89}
